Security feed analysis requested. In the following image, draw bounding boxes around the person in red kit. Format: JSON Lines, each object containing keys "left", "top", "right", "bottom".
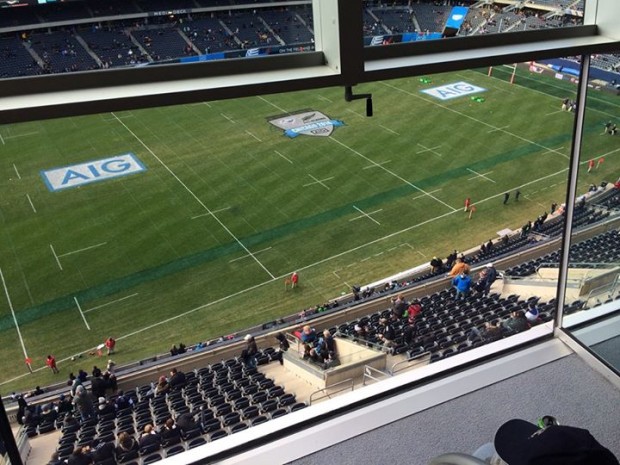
{"left": 46, "top": 355, "right": 59, "bottom": 374}
{"left": 291, "top": 272, "right": 299, "bottom": 289}
{"left": 588, "top": 159, "right": 595, "bottom": 173}
{"left": 597, "top": 156, "right": 605, "bottom": 169}
{"left": 105, "top": 337, "right": 116, "bottom": 355}
{"left": 464, "top": 197, "right": 471, "bottom": 212}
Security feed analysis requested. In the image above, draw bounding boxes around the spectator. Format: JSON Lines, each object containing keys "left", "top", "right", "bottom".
{"left": 403, "top": 321, "right": 417, "bottom": 346}
{"left": 114, "top": 391, "right": 131, "bottom": 411}
{"left": 468, "top": 322, "right": 503, "bottom": 343}
{"left": 241, "top": 334, "right": 258, "bottom": 368}
{"left": 353, "top": 324, "right": 369, "bottom": 342}
{"left": 170, "top": 345, "right": 179, "bottom": 356}
{"left": 155, "top": 375, "right": 170, "bottom": 396}
{"left": 72, "top": 385, "right": 94, "bottom": 422}
{"left": 446, "top": 250, "right": 458, "bottom": 269}
{"left": 66, "top": 446, "right": 93, "bottom": 465}
{"left": 300, "top": 325, "right": 318, "bottom": 358}
{"left": 449, "top": 257, "right": 470, "bottom": 277}
{"left": 390, "top": 294, "right": 408, "bottom": 320}
{"left": 430, "top": 256, "right": 443, "bottom": 273}
{"left": 525, "top": 301, "right": 541, "bottom": 323}
{"left": 161, "top": 417, "right": 181, "bottom": 446}
{"left": 97, "top": 397, "right": 115, "bottom": 417}
{"left": 46, "top": 355, "right": 59, "bottom": 374}
{"left": 176, "top": 412, "right": 199, "bottom": 435}
{"left": 178, "top": 343, "right": 187, "bottom": 354}
{"left": 91, "top": 366, "right": 102, "bottom": 378}
{"left": 312, "top": 330, "right": 336, "bottom": 363}
{"left": 274, "top": 332, "right": 289, "bottom": 366}
{"left": 91, "top": 373, "right": 106, "bottom": 399}
{"left": 407, "top": 300, "right": 422, "bottom": 324}
{"left": 116, "top": 432, "right": 138, "bottom": 460}
{"left": 168, "top": 368, "right": 186, "bottom": 391}
{"left": 91, "top": 438, "right": 115, "bottom": 464}
{"left": 483, "top": 263, "right": 498, "bottom": 296}
{"left": 77, "top": 369, "right": 88, "bottom": 383}
{"left": 106, "top": 359, "right": 116, "bottom": 375}
{"left": 376, "top": 317, "right": 395, "bottom": 350}
{"left": 56, "top": 394, "right": 73, "bottom": 415}
{"left": 453, "top": 271, "right": 472, "bottom": 301}
{"left": 503, "top": 310, "right": 530, "bottom": 334}
{"left": 138, "top": 424, "right": 161, "bottom": 451}
{"left": 47, "top": 451, "right": 62, "bottom": 465}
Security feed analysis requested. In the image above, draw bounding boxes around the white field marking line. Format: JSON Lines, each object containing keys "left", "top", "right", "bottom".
{"left": 416, "top": 250, "right": 427, "bottom": 258}
{"left": 330, "top": 136, "right": 457, "bottom": 212}
{"left": 400, "top": 243, "right": 414, "bottom": 250}
{"left": 112, "top": 113, "right": 275, "bottom": 279}
{"left": 13, "top": 164, "right": 21, "bottom": 179}
{"left": 229, "top": 247, "right": 272, "bottom": 263}
{"left": 192, "top": 206, "right": 230, "bottom": 219}
{"left": 380, "top": 125, "right": 399, "bottom": 135}
{"left": 543, "top": 146, "right": 565, "bottom": 156}
{"left": 274, "top": 150, "right": 293, "bottom": 164}
{"left": 0, "top": 266, "right": 29, "bottom": 360}
{"left": 50, "top": 244, "right": 63, "bottom": 271}
{"left": 412, "top": 188, "right": 442, "bottom": 200}
{"left": 346, "top": 108, "right": 365, "bottom": 119}
{"left": 351, "top": 205, "right": 381, "bottom": 225}
{"left": 363, "top": 160, "right": 391, "bottom": 169}
{"left": 245, "top": 130, "right": 262, "bottom": 142}
{"left": 524, "top": 195, "right": 546, "bottom": 209}
{"left": 0, "top": 165, "right": 583, "bottom": 387}
{"left": 466, "top": 168, "right": 496, "bottom": 183}
{"left": 381, "top": 82, "right": 569, "bottom": 161}
{"left": 5, "top": 131, "right": 39, "bottom": 139}
{"left": 0, "top": 133, "right": 4, "bottom": 144}
{"left": 318, "top": 95, "right": 333, "bottom": 103}
{"left": 83, "top": 293, "right": 139, "bottom": 314}
{"left": 545, "top": 110, "right": 564, "bottom": 116}
{"left": 220, "top": 113, "right": 235, "bottom": 123}
{"left": 416, "top": 144, "right": 442, "bottom": 158}
{"left": 487, "top": 125, "right": 509, "bottom": 133}
{"left": 58, "top": 242, "right": 107, "bottom": 258}
{"left": 26, "top": 194, "right": 36, "bottom": 213}
{"left": 257, "top": 95, "right": 287, "bottom": 113}
{"left": 74, "top": 297, "right": 91, "bottom": 331}
{"left": 303, "top": 174, "right": 334, "bottom": 190}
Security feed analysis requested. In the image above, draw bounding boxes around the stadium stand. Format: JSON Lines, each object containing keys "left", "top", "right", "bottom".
{"left": 79, "top": 24, "right": 149, "bottom": 68}
{"left": 28, "top": 30, "right": 98, "bottom": 74}
{"left": 132, "top": 27, "right": 193, "bottom": 62}
{"left": 0, "top": 36, "right": 41, "bottom": 78}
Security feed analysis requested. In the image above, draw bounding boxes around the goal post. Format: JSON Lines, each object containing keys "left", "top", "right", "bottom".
{"left": 487, "top": 63, "right": 518, "bottom": 84}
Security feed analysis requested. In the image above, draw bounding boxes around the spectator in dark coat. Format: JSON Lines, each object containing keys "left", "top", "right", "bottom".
{"left": 168, "top": 368, "right": 186, "bottom": 391}
{"left": 503, "top": 311, "right": 530, "bottom": 334}
{"left": 241, "top": 334, "right": 258, "bottom": 368}
{"left": 160, "top": 418, "right": 182, "bottom": 446}
{"left": 138, "top": 424, "right": 161, "bottom": 451}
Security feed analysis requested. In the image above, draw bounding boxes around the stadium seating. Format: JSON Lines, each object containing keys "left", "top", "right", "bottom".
{"left": 28, "top": 30, "right": 98, "bottom": 74}
{"left": 0, "top": 36, "right": 41, "bottom": 79}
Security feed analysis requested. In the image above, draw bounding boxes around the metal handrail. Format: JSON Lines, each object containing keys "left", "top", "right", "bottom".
{"left": 308, "top": 378, "right": 354, "bottom": 405}
{"left": 389, "top": 351, "right": 429, "bottom": 375}
{"left": 362, "top": 365, "right": 390, "bottom": 386}
{"left": 586, "top": 274, "right": 620, "bottom": 303}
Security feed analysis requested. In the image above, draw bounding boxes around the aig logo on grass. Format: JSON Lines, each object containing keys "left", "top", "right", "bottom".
{"left": 41, "top": 153, "right": 146, "bottom": 192}
{"left": 422, "top": 81, "right": 486, "bottom": 101}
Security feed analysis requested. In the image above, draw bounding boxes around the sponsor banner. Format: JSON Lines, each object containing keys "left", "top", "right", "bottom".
{"left": 422, "top": 81, "right": 486, "bottom": 101}
{"left": 445, "top": 6, "right": 469, "bottom": 30}
{"left": 555, "top": 73, "right": 564, "bottom": 80}
{"left": 41, "top": 153, "right": 146, "bottom": 192}
{"left": 269, "top": 110, "right": 344, "bottom": 138}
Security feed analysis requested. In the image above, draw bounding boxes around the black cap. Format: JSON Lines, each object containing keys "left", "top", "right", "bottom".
{"left": 494, "top": 419, "right": 619, "bottom": 465}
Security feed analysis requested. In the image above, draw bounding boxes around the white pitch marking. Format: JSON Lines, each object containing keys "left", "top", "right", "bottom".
{"left": 346, "top": 109, "right": 365, "bottom": 119}
{"left": 332, "top": 271, "right": 341, "bottom": 278}
{"left": 245, "top": 130, "right": 262, "bottom": 142}
{"left": 412, "top": 188, "right": 442, "bottom": 201}
{"left": 192, "top": 206, "right": 230, "bottom": 219}
{"left": 0, "top": 266, "right": 30, "bottom": 361}
{"left": 382, "top": 82, "right": 570, "bottom": 161}
{"left": 26, "top": 194, "right": 36, "bottom": 213}
{"left": 303, "top": 174, "right": 334, "bottom": 190}
{"left": 112, "top": 113, "right": 275, "bottom": 279}
{"left": 542, "top": 146, "right": 567, "bottom": 158}
{"left": 361, "top": 257, "right": 372, "bottom": 262}
{"left": 350, "top": 206, "right": 381, "bottom": 225}
{"left": 50, "top": 244, "right": 63, "bottom": 271}
{"left": 229, "top": 247, "right": 272, "bottom": 263}
{"left": 220, "top": 113, "right": 235, "bottom": 123}
{"left": 318, "top": 95, "right": 333, "bottom": 103}
{"left": 274, "top": 150, "right": 293, "bottom": 164}
{"left": 524, "top": 195, "right": 546, "bottom": 209}
{"left": 466, "top": 168, "right": 496, "bottom": 183}
{"left": 74, "top": 297, "right": 91, "bottom": 331}
{"left": 83, "top": 293, "right": 140, "bottom": 314}
{"left": 487, "top": 125, "right": 509, "bottom": 133}
{"left": 374, "top": 252, "right": 384, "bottom": 257}
{"left": 380, "top": 125, "right": 399, "bottom": 135}
{"left": 363, "top": 160, "right": 391, "bottom": 170}
{"left": 5, "top": 131, "right": 40, "bottom": 139}
{"left": 400, "top": 243, "right": 414, "bottom": 250}
{"left": 0, "top": 133, "right": 4, "bottom": 145}
{"left": 416, "top": 144, "right": 443, "bottom": 158}
{"left": 546, "top": 110, "right": 564, "bottom": 116}
{"left": 330, "top": 137, "right": 457, "bottom": 212}
{"left": 388, "top": 247, "right": 398, "bottom": 252}
{"left": 257, "top": 95, "right": 288, "bottom": 113}
{"left": 58, "top": 242, "right": 107, "bottom": 258}
{"left": 13, "top": 164, "right": 21, "bottom": 179}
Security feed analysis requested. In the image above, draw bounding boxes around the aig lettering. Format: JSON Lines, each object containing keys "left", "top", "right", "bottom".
{"left": 62, "top": 159, "right": 132, "bottom": 185}
{"left": 422, "top": 81, "right": 486, "bottom": 101}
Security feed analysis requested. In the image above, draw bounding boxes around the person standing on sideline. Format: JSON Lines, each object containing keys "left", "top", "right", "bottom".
{"left": 588, "top": 159, "right": 595, "bottom": 173}
{"left": 598, "top": 156, "right": 605, "bottom": 169}
{"left": 291, "top": 272, "right": 299, "bottom": 289}
{"left": 46, "top": 355, "right": 59, "bottom": 374}
{"left": 503, "top": 192, "right": 509, "bottom": 204}
{"left": 105, "top": 337, "right": 116, "bottom": 355}
{"left": 464, "top": 197, "right": 471, "bottom": 212}
{"left": 468, "top": 204, "right": 477, "bottom": 219}
{"left": 515, "top": 189, "right": 521, "bottom": 201}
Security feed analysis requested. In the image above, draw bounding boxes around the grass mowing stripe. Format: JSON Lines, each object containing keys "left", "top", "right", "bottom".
{"left": 0, "top": 128, "right": 581, "bottom": 331}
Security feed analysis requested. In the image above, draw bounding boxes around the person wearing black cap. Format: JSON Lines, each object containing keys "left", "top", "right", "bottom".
{"left": 475, "top": 417, "right": 619, "bottom": 465}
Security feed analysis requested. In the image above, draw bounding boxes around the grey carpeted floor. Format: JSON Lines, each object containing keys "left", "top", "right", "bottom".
{"left": 289, "top": 354, "right": 620, "bottom": 465}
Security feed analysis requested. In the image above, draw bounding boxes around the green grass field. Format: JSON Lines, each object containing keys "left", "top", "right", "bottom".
{"left": 0, "top": 65, "right": 618, "bottom": 394}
